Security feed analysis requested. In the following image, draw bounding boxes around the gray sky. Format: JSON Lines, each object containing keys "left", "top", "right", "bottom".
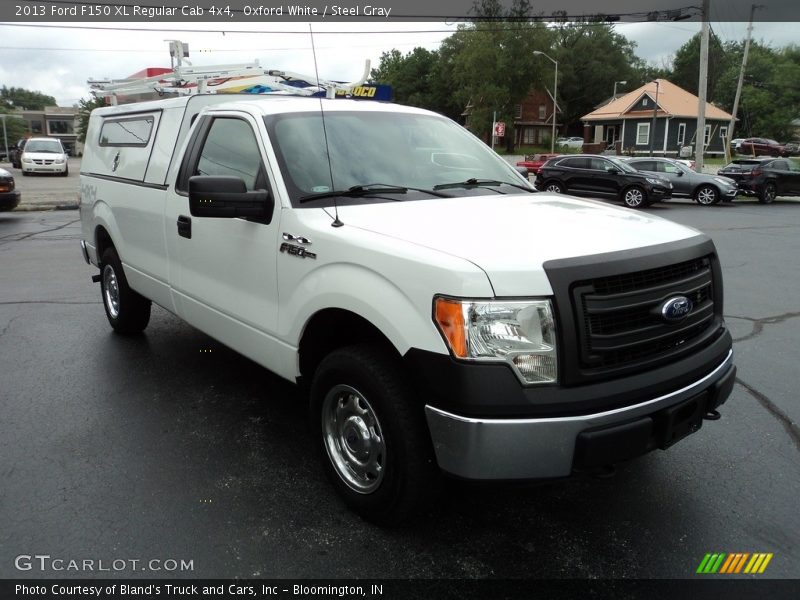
{"left": 0, "top": 21, "right": 796, "bottom": 107}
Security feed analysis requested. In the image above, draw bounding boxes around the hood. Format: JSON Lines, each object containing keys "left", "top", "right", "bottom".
{"left": 23, "top": 152, "right": 66, "bottom": 160}
{"left": 332, "top": 193, "right": 700, "bottom": 296}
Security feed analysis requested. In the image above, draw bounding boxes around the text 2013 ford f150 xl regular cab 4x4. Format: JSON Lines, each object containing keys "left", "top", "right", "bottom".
{"left": 79, "top": 93, "right": 735, "bottom": 524}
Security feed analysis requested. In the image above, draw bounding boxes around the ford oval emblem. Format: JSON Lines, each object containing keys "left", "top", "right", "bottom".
{"left": 660, "top": 296, "right": 693, "bottom": 322}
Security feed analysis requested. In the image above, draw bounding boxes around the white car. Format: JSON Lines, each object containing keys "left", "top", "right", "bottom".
{"left": 20, "top": 137, "right": 69, "bottom": 176}
{"left": 556, "top": 136, "right": 584, "bottom": 149}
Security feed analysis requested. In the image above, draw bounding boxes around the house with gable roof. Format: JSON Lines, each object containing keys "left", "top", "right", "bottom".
{"left": 581, "top": 79, "right": 734, "bottom": 156}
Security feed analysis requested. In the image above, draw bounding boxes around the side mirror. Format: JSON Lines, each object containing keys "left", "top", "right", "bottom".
{"left": 189, "top": 176, "right": 273, "bottom": 223}
{"left": 606, "top": 167, "right": 619, "bottom": 174}
{"left": 676, "top": 170, "right": 683, "bottom": 176}
{"left": 515, "top": 166, "right": 529, "bottom": 177}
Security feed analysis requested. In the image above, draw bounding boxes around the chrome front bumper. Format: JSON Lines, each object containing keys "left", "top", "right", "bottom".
{"left": 425, "top": 350, "right": 734, "bottom": 480}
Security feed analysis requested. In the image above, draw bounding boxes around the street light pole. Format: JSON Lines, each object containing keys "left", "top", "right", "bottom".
{"left": 534, "top": 50, "right": 558, "bottom": 154}
{"left": 649, "top": 80, "right": 660, "bottom": 157}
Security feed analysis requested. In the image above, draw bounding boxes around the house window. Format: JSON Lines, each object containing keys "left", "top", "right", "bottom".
{"left": 704, "top": 124, "right": 712, "bottom": 147}
{"left": 47, "top": 119, "right": 74, "bottom": 135}
{"left": 523, "top": 128, "right": 536, "bottom": 144}
{"left": 514, "top": 104, "right": 522, "bottom": 119}
{"left": 720, "top": 126, "right": 728, "bottom": 140}
{"left": 642, "top": 97, "right": 649, "bottom": 106}
{"left": 677, "top": 123, "right": 686, "bottom": 146}
{"left": 538, "top": 104, "right": 546, "bottom": 120}
{"left": 636, "top": 122, "right": 650, "bottom": 145}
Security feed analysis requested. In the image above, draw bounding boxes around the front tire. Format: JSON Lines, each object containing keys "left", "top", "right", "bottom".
{"left": 694, "top": 185, "right": 720, "bottom": 205}
{"left": 99, "top": 247, "right": 151, "bottom": 334}
{"left": 622, "top": 185, "right": 647, "bottom": 208}
{"left": 758, "top": 182, "right": 777, "bottom": 204}
{"left": 311, "top": 344, "right": 441, "bottom": 525}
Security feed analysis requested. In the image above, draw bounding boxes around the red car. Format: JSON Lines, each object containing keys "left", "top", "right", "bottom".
{"left": 737, "top": 138, "right": 787, "bottom": 157}
{"left": 516, "top": 153, "right": 559, "bottom": 175}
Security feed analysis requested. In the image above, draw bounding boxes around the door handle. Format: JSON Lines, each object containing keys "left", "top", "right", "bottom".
{"left": 177, "top": 215, "right": 192, "bottom": 239}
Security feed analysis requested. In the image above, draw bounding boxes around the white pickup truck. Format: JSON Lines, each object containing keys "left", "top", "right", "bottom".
{"left": 79, "top": 94, "right": 735, "bottom": 523}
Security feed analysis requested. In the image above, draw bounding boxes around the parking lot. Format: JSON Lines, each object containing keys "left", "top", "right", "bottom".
{"left": 0, "top": 187, "right": 798, "bottom": 581}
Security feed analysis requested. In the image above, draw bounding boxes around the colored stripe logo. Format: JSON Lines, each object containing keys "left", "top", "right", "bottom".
{"left": 696, "top": 552, "right": 773, "bottom": 574}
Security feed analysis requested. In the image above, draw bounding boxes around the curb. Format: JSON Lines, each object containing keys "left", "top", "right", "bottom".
{"left": 14, "top": 204, "right": 79, "bottom": 212}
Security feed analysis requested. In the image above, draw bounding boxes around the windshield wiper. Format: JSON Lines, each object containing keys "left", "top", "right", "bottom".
{"left": 299, "top": 183, "right": 452, "bottom": 204}
{"left": 433, "top": 178, "right": 535, "bottom": 193}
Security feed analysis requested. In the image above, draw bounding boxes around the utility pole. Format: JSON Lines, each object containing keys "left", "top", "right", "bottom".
{"left": 725, "top": 4, "right": 762, "bottom": 163}
{"left": 694, "top": 0, "right": 711, "bottom": 173}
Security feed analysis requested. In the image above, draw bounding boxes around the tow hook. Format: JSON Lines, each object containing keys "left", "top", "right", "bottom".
{"left": 704, "top": 409, "right": 721, "bottom": 421}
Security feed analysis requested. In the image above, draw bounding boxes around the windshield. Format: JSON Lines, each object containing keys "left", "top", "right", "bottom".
{"left": 265, "top": 110, "right": 529, "bottom": 205}
{"left": 25, "top": 140, "right": 63, "bottom": 153}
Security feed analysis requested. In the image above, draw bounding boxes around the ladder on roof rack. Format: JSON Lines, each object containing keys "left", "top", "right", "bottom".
{"left": 88, "top": 41, "right": 371, "bottom": 105}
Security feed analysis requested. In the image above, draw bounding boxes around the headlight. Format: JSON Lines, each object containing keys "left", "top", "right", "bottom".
{"left": 646, "top": 177, "right": 666, "bottom": 186}
{"left": 21, "top": 157, "right": 32, "bottom": 163}
{"left": 434, "top": 297, "right": 557, "bottom": 384}
{"left": 713, "top": 177, "right": 733, "bottom": 186}
{"left": 55, "top": 158, "right": 65, "bottom": 164}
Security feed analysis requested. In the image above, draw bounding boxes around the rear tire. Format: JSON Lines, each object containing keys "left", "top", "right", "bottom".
{"left": 99, "top": 247, "right": 151, "bottom": 334}
{"left": 310, "top": 344, "right": 441, "bottom": 525}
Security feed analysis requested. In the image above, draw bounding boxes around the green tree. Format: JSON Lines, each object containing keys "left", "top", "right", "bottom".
{"left": 715, "top": 43, "right": 800, "bottom": 140}
{"left": 550, "top": 22, "right": 646, "bottom": 129}
{"left": 1, "top": 86, "right": 57, "bottom": 110}
{"left": 0, "top": 108, "right": 27, "bottom": 145}
{"left": 370, "top": 47, "right": 460, "bottom": 119}
{"left": 669, "top": 31, "right": 730, "bottom": 103}
{"left": 450, "top": 0, "right": 551, "bottom": 150}
{"left": 76, "top": 96, "right": 107, "bottom": 144}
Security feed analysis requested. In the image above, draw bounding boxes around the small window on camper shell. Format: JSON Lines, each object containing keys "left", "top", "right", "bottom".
{"left": 99, "top": 116, "right": 155, "bottom": 147}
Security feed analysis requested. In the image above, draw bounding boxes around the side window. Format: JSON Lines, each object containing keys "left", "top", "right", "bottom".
{"left": 195, "top": 118, "right": 263, "bottom": 190}
{"left": 663, "top": 162, "right": 681, "bottom": 174}
{"left": 632, "top": 160, "right": 656, "bottom": 171}
{"left": 559, "top": 157, "right": 589, "bottom": 169}
{"left": 589, "top": 158, "right": 611, "bottom": 171}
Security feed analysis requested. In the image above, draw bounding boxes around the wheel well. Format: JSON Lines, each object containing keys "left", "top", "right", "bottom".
{"left": 94, "top": 226, "right": 114, "bottom": 260}
{"left": 298, "top": 309, "right": 397, "bottom": 380}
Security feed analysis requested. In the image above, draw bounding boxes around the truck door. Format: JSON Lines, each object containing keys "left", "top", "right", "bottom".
{"left": 164, "top": 112, "right": 282, "bottom": 354}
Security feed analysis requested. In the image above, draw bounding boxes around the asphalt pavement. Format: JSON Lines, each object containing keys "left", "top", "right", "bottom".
{"left": 0, "top": 198, "right": 798, "bottom": 581}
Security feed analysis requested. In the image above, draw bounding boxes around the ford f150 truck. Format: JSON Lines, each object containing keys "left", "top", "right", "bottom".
{"left": 79, "top": 94, "right": 735, "bottom": 523}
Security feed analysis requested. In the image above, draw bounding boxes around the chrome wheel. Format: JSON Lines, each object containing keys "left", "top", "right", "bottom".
{"left": 695, "top": 186, "right": 718, "bottom": 205}
{"left": 102, "top": 264, "right": 120, "bottom": 319}
{"left": 546, "top": 182, "right": 563, "bottom": 193}
{"left": 322, "top": 384, "right": 385, "bottom": 494}
{"left": 623, "top": 187, "right": 645, "bottom": 208}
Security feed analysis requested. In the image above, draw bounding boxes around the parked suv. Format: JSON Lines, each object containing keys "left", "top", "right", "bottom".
{"left": 625, "top": 157, "right": 738, "bottom": 205}
{"left": 20, "top": 137, "right": 69, "bottom": 176}
{"left": 737, "top": 138, "right": 787, "bottom": 157}
{"left": 535, "top": 154, "right": 672, "bottom": 208}
{"left": 718, "top": 157, "right": 800, "bottom": 203}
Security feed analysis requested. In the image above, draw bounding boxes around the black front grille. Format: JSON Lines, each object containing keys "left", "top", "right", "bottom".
{"left": 572, "top": 256, "right": 717, "bottom": 374}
